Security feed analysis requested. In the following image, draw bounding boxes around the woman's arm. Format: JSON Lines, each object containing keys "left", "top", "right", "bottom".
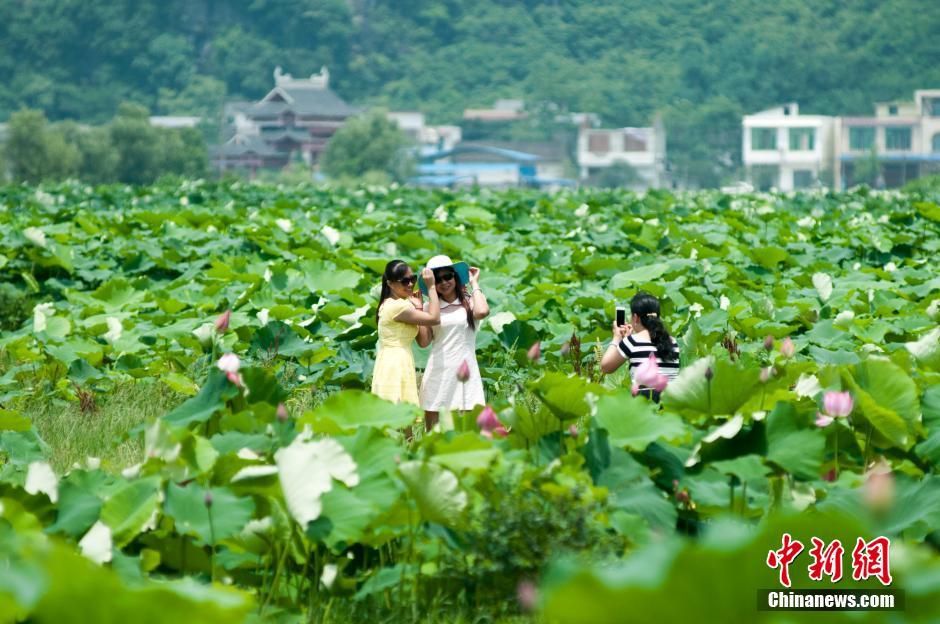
{"left": 411, "top": 293, "right": 433, "bottom": 347}
{"left": 416, "top": 325, "right": 432, "bottom": 347}
{"left": 395, "top": 268, "right": 441, "bottom": 326}
{"left": 600, "top": 320, "right": 632, "bottom": 374}
{"left": 469, "top": 267, "right": 490, "bottom": 319}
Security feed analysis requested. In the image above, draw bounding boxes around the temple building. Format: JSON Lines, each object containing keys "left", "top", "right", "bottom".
{"left": 212, "top": 67, "right": 358, "bottom": 176}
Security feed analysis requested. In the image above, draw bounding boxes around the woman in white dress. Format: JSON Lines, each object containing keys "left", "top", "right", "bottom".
{"left": 416, "top": 255, "right": 490, "bottom": 430}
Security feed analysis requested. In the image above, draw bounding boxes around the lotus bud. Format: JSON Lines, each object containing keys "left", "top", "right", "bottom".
{"left": 823, "top": 390, "right": 853, "bottom": 418}
{"left": 560, "top": 341, "right": 571, "bottom": 356}
{"left": 760, "top": 366, "right": 773, "bottom": 384}
{"left": 276, "top": 403, "right": 289, "bottom": 422}
{"left": 675, "top": 489, "right": 690, "bottom": 504}
{"left": 763, "top": 335, "right": 774, "bottom": 351}
{"left": 204, "top": 491, "right": 213, "bottom": 508}
{"left": 863, "top": 460, "right": 894, "bottom": 512}
{"left": 704, "top": 366, "right": 714, "bottom": 382}
{"left": 822, "top": 468, "right": 837, "bottom": 482}
{"left": 476, "top": 405, "right": 501, "bottom": 434}
{"left": 517, "top": 580, "right": 538, "bottom": 612}
{"left": 526, "top": 341, "right": 541, "bottom": 362}
{"left": 780, "top": 337, "right": 795, "bottom": 358}
{"left": 456, "top": 359, "right": 471, "bottom": 383}
{"left": 215, "top": 309, "right": 232, "bottom": 333}
{"left": 568, "top": 424, "right": 578, "bottom": 437}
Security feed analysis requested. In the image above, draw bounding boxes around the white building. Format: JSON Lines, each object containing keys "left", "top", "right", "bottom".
{"left": 835, "top": 89, "right": 940, "bottom": 188}
{"left": 387, "top": 111, "right": 462, "bottom": 151}
{"left": 576, "top": 119, "right": 666, "bottom": 188}
{"left": 742, "top": 104, "right": 836, "bottom": 191}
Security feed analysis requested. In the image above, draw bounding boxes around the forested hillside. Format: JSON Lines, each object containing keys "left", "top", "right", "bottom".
{"left": 2, "top": 0, "right": 938, "bottom": 183}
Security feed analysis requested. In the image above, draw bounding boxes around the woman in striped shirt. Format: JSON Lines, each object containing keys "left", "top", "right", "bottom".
{"left": 600, "top": 292, "right": 680, "bottom": 402}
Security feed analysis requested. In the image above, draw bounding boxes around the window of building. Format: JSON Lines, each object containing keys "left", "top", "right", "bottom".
{"left": 588, "top": 133, "right": 610, "bottom": 154}
{"left": 793, "top": 170, "right": 814, "bottom": 189}
{"left": 885, "top": 127, "right": 912, "bottom": 150}
{"left": 933, "top": 133, "right": 940, "bottom": 153}
{"left": 622, "top": 132, "right": 647, "bottom": 152}
{"left": 849, "top": 127, "right": 875, "bottom": 151}
{"left": 888, "top": 105, "right": 899, "bottom": 116}
{"left": 751, "top": 128, "right": 777, "bottom": 150}
{"left": 789, "top": 128, "right": 815, "bottom": 151}
{"left": 928, "top": 98, "right": 940, "bottom": 117}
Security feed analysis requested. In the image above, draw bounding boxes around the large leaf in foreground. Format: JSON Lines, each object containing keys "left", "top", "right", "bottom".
{"left": 398, "top": 461, "right": 467, "bottom": 526}
{"left": 165, "top": 483, "right": 254, "bottom": 545}
{"left": 841, "top": 357, "right": 920, "bottom": 450}
{"left": 299, "top": 390, "right": 419, "bottom": 432}
{"left": 662, "top": 357, "right": 760, "bottom": 418}
{"left": 594, "top": 389, "right": 686, "bottom": 451}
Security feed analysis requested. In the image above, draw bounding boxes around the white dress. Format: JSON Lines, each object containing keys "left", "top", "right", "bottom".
{"left": 419, "top": 298, "right": 486, "bottom": 411}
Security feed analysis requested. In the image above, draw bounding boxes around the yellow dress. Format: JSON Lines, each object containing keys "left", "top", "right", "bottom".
{"left": 371, "top": 298, "right": 419, "bottom": 404}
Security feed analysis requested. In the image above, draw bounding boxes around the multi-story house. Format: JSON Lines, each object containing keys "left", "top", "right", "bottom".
{"left": 742, "top": 104, "right": 836, "bottom": 191}
{"left": 742, "top": 90, "right": 940, "bottom": 190}
{"left": 836, "top": 89, "right": 940, "bottom": 188}
{"left": 576, "top": 117, "right": 667, "bottom": 188}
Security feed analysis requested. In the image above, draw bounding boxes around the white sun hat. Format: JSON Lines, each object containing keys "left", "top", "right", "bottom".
{"left": 418, "top": 255, "right": 471, "bottom": 295}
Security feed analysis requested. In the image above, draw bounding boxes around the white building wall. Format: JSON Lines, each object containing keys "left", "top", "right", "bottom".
{"left": 742, "top": 105, "right": 836, "bottom": 190}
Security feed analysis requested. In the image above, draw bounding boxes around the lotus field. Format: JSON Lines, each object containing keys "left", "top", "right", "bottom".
{"left": 1, "top": 181, "right": 939, "bottom": 623}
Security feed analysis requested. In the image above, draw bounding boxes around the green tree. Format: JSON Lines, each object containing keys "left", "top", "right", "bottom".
{"left": 58, "top": 121, "right": 118, "bottom": 183}
{"left": 321, "top": 111, "right": 411, "bottom": 181}
{"left": 4, "top": 109, "right": 80, "bottom": 182}
{"left": 585, "top": 161, "right": 644, "bottom": 189}
{"left": 158, "top": 127, "right": 209, "bottom": 179}
{"left": 108, "top": 103, "right": 163, "bottom": 185}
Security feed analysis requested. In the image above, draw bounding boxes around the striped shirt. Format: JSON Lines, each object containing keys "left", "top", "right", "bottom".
{"left": 616, "top": 334, "right": 681, "bottom": 385}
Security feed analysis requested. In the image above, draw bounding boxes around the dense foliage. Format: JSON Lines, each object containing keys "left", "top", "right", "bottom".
{"left": 0, "top": 182, "right": 939, "bottom": 622}
{"left": 2, "top": 1, "right": 939, "bottom": 185}
{"left": 1, "top": 106, "right": 209, "bottom": 185}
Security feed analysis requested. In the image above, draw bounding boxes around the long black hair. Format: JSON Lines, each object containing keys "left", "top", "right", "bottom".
{"left": 435, "top": 270, "right": 474, "bottom": 331}
{"left": 631, "top": 291, "right": 677, "bottom": 361}
{"left": 376, "top": 259, "right": 410, "bottom": 323}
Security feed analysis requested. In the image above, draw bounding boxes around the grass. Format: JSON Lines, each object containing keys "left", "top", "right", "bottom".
{"left": 16, "top": 380, "right": 185, "bottom": 473}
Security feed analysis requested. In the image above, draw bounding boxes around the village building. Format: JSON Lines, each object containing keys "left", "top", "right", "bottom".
{"left": 742, "top": 90, "right": 940, "bottom": 190}
{"left": 576, "top": 118, "right": 667, "bottom": 189}
{"left": 414, "top": 141, "right": 575, "bottom": 189}
{"left": 742, "top": 103, "right": 836, "bottom": 191}
{"left": 836, "top": 89, "right": 940, "bottom": 188}
{"left": 211, "top": 67, "right": 357, "bottom": 176}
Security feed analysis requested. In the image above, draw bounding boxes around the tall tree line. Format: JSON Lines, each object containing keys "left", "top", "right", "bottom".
{"left": 1, "top": 0, "right": 938, "bottom": 186}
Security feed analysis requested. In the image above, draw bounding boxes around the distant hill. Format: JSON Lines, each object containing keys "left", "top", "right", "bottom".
{"left": 1, "top": 0, "right": 938, "bottom": 185}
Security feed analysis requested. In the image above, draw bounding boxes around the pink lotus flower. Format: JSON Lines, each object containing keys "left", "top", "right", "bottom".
{"left": 780, "top": 336, "right": 795, "bottom": 358}
{"left": 276, "top": 403, "right": 289, "bottom": 422}
{"left": 864, "top": 460, "right": 894, "bottom": 512}
{"left": 527, "top": 341, "right": 541, "bottom": 361}
{"left": 763, "top": 335, "right": 775, "bottom": 351}
{"left": 568, "top": 424, "right": 578, "bottom": 437}
{"left": 216, "top": 353, "right": 243, "bottom": 387}
{"left": 456, "top": 360, "right": 471, "bottom": 382}
{"left": 476, "top": 405, "right": 502, "bottom": 437}
{"left": 517, "top": 580, "right": 538, "bottom": 612}
{"left": 215, "top": 309, "right": 231, "bottom": 333}
{"left": 815, "top": 391, "right": 852, "bottom": 427}
{"left": 632, "top": 353, "right": 669, "bottom": 395}
{"left": 823, "top": 391, "right": 853, "bottom": 417}
{"left": 760, "top": 366, "right": 774, "bottom": 383}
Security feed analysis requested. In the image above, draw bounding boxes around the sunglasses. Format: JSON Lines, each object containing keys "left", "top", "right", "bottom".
{"left": 434, "top": 270, "right": 456, "bottom": 282}
{"left": 395, "top": 276, "right": 418, "bottom": 286}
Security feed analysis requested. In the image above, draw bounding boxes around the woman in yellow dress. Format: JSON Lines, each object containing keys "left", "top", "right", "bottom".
{"left": 371, "top": 259, "right": 440, "bottom": 404}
